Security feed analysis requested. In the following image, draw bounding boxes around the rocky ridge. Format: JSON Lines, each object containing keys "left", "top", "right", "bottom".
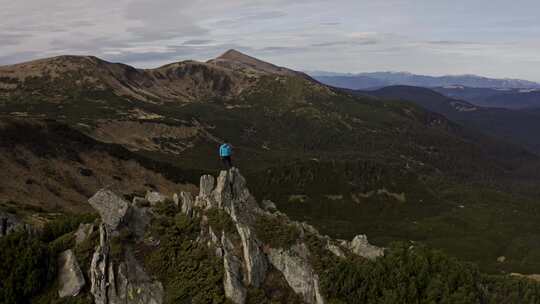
{"left": 57, "top": 168, "right": 382, "bottom": 304}
{"left": 170, "top": 168, "right": 382, "bottom": 303}
{"left": 0, "top": 50, "right": 292, "bottom": 104}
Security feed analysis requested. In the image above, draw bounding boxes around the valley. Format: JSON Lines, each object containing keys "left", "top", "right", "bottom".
{"left": 2, "top": 50, "right": 540, "bottom": 283}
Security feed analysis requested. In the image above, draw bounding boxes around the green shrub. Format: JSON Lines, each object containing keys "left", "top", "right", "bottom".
{"left": 0, "top": 231, "right": 50, "bottom": 304}
{"left": 153, "top": 200, "right": 178, "bottom": 217}
{"left": 41, "top": 213, "right": 97, "bottom": 243}
{"left": 206, "top": 208, "right": 238, "bottom": 237}
{"left": 254, "top": 214, "right": 300, "bottom": 249}
{"left": 145, "top": 213, "right": 227, "bottom": 304}
{"left": 0, "top": 214, "right": 96, "bottom": 304}
{"left": 317, "top": 242, "right": 540, "bottom": 304}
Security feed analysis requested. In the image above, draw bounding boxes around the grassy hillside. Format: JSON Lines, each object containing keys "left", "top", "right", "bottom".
{"left": 1, "top": 52, "right": 540, "bottom": 275}
{"left": 0, "top": 118, "right": 199, "bottom": 214}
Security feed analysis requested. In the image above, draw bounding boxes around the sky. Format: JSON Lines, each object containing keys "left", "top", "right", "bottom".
{"left": 1, "top": 0, "right": 539, "bottom": 81}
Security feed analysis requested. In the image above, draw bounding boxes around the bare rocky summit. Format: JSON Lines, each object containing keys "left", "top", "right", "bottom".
{"left": 177, "top": 168, "right": 381, "bottom": 304}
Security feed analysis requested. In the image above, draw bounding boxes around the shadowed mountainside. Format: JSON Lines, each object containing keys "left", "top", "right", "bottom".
{"left": 433, "top": 86, "right": 540, "bottom": 110}
{"left": 1, "top": 50, "right": 540, "bottom": 274}
{"left": 0, "top": 118, "right": 198, "bottom": 214}
{"left": 357, "top": 85, "right": 540, "bottom": 154}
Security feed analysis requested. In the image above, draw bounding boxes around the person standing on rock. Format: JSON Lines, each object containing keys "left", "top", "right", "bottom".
{"left": 219, "top": 141, "right": 233, "bottom": 169}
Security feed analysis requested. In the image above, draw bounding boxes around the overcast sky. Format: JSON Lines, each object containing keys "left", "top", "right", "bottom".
{"left": 1, "top": 0, "right": 539, "bottom": 81}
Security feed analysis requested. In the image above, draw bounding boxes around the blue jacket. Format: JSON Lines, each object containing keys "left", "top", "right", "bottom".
{"left": 219, "top": 143, "right": 232, "bottom": 157}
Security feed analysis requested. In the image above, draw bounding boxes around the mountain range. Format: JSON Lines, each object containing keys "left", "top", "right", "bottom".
{"left": 433, "top": 86, "right": 540, "bottom": 109}
{"left": 354, "top": 85, "right": 540, "bottom": 154}
{"left": 310, "top": 71, "right": 540, "bottom": 90}
{"left": 2, "top": 50, "right": 540, "bottom": 303}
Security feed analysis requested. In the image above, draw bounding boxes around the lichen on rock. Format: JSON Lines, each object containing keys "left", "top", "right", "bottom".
{"left": 58, "top": 249, "right": 85, "bottom": 298}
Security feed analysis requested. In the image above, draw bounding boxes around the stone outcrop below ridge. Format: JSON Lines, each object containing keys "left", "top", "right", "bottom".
{"left": 58, "top": 249, "right": 85, "bottom": 298}
{"left": 65, "top": 167, "right": 382, "bottom": 304}
{"left": 183, "top": 168, "right": 384, "bottom": 304}
{"left": 88, "top": 192, "right": 164, "bottom": 304}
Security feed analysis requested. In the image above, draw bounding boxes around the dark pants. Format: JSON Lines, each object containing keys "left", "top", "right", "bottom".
{"left": 221, "top": 156, "right": 232, "bottom": 169}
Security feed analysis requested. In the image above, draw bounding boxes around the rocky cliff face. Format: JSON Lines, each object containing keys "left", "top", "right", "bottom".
{"left": 57, "top": 249, "right": 85, "bottom": 298}
{"left": 56, "top": 168, "right": 382, "bottom": 304}
{"left": 88, "top": 191, "right": 164, "bottom": 304}
{"left": 186, "top": 168, "right": 383, "bottom": 304}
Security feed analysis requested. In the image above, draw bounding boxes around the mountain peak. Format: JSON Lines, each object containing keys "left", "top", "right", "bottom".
{"left": 209, "top": 49, "right": 299, "bottom": 77}
{"left": 216, "top": 49, "right": 250, "bottom": 60}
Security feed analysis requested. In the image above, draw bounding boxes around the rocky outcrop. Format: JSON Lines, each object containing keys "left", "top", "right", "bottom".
{"left": 0, "top": 212, "right": 27, "bottom": 237}
{"left": 341, "top": 235, "right": 384, "bottom": 260}
{"left": 261, "top": 200, "right": 277, "bottom": 211}
{"left": 195, "top": 169, "right": 325, "bottom": 303}
{"left": 110, "top": 251, "right": 164, "bottom": 304}
{"left": 267, "top": 244, "right": 325, "bottom": 304}
{"left": 196, "top": 168, "right": 268, "bottom": 290}
{"left": 199, "top": 175, "right": 216, "bottom": 198}
{"left": 145, "top": 191, "right": 167, "bottom": 205}
{"left": 222, "top": 232, "right": 247, "bottom": 304}
{"left": 178, "top": 191, "right": 194, "bottom": 217}
{"left": 88, "top": 189, "right": 130, "bottom": 230}
{"left": 90, "top": 224, "right": 109, "bottom": 304}
{"left": 58, "top": 249, "right": 85, "bottom": 298}
{"left": 88, "top": 190, "right": 164, "bottom": 304}
{"left": 75, "top": 223, "right": 95, "bottom": 245}
{"left": 195, "top": 168, "right": 384, "bottom": 304}
{"left": 236, "top": 222, "right": 268, "bottom": 287}
{"left": 325, "top": 242, "right": 346, "bottom": 258}
{"left": 82, "top": 168, "right": 382, "bottom": 304}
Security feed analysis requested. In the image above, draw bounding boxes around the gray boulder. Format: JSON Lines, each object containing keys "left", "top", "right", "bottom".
{"left": 345, "top": 235, "right": 384, "bottom": 260}
{"left": 179, "top": 191, "right": 194, "bottom": 217}
{"left": 222, "top": 233, "right": 247, "bottom": 304}
{"left": 199, "top": 175, "right": 215, "bottom": 197}
{"left": 90, "top": 223, "right": 163, "bottom": 304}
{"left": 132, "top": 197, "right": 150, "bottom": 208}
{"left": 145, "top": 191, "right": 167, "bottom": 205}
{"left": 172, "top": 193, "right": 179, "bottom": 206}
{"left": 88, "top": 189, "right": 130, "bottom": 231}
{"left": 108, "top": 251, "right": 164, "bottom": 304}
{"left": 236, "top": 223, "right": 267, "bottom": 287}
{"left": 267, "top": 243, "right": 325, "bottom": 304}
{"left": 325, "top": 242, "right": 346, "bottom": 258}
{"left": 75, "top": 223, "right": 95, "bottom": 245}
{"left": 261, "top": 200, "right": 277, "bottom": 211}
{"left": 58, "top": 249, "right": 85, "bottom": 298}
{"left": 90, "top": 224, "right": 109, "bottom": 304}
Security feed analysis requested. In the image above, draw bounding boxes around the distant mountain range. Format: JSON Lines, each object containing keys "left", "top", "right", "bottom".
{"left": 433, "top": 86, "right": 540, "bottom": 109}
{"left": 354, "top": 85, "right": 540, "bottom": 154}
{"left": 309, "top": 71, "right": 540, "bottom": 90}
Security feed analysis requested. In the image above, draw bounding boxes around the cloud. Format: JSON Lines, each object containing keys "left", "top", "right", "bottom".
{"left": 0, "top": 51, "right": 41, "bottom": 65}
{"left": 182, "top": 39, "right": 214, "bottom": 45}
{"left": 311, "top": 39, "right": 378, "bottom": 47}
{"left": 320, "top": 22, "right": 340, "bottom": 26}
{"left": 0, "top": 33, "right": 31, "bottom": 46}
{"left": 424, "top": 40, "right": 481, "bottom": 46}
{"left": 0, "top": 0, "right": 539, "bottom": 81}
